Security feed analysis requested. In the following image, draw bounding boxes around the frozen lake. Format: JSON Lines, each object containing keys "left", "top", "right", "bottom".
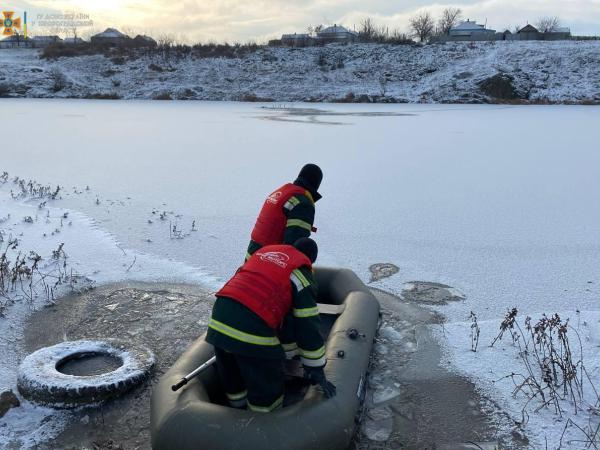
{"left": 2, "top": 99, "right": 600, "bottom": 449}
{"left": 1, "top": 99, "right": 599, "bottom": 321}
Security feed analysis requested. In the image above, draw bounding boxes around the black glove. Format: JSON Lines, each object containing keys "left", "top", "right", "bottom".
{"left": 303, "top": 366, "right": 337, "bottom": 398}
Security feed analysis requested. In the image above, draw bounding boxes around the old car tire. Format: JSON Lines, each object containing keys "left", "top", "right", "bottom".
{"left": 17, "top": 340, "right": 155, "bottom": 408}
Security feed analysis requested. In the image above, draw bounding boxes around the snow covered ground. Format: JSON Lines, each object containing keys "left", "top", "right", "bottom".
{"left": 437, "top": 311, "right": 600, "bottom": 449}
{"left": 1, "top": 40, "right": 599, "bottom": 104}
{"left": 1, "top": 99, "right": 599, "bottom": 448}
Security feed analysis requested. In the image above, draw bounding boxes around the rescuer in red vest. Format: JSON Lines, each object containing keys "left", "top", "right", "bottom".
{"left": 245, "top": 164, "right": 323, "bottom": 260}
{"left": 206, "top": 238, "right": 336, "bottom": 412}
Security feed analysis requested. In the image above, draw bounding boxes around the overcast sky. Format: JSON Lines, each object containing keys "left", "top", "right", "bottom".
{"left": 4, "top": 0, "right": 600, "bottom": 42}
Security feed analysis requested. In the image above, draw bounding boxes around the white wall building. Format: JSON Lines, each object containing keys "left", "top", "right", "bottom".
{"left": 317, "top": 25, "right": 359, "bottom": 44}
{"left": 449, "top": 20, "right": 496, "bottom": 37}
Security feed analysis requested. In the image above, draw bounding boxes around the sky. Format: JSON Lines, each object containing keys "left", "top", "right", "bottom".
{"left": 2, "top": 0, "right": 600, "bottom": 42}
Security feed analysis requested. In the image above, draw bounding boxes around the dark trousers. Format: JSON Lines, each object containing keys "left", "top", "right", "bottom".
{"left": 214, "top": 347, "right": 285, "bottom": 412}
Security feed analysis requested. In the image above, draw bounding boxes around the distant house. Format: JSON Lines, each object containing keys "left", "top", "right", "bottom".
{"left": 133, "top": 35, "right": 157, "bottom": 47}
{"left": 279, "top": 24, "right": 358, "bottom": 47}
{"left": 449, "top": 20, "right": 496, "bottom": 38}
{"left": 515, "top": 24, "right": 571, "bottom": 41}
{"left": 517, "top": 24, "right": 541, "bottom": 40}
{"left": 317, "top": 25, "right": 358, "bottom": 44}
{"left": 91, "top": 28, "right": 130, "bottom": 46}
{"left": 281, "top": 33, "right": 314, "bottom": 47}
{"left": 31, "top": 36, "right": 62, "bottom": 47}
{"left": 544, "top": 27, "right": 571, "bottom": 40}
{"left": 63, "top": 37, "right": 85, "bottom": 45}
{"left": 0, "top": 34, "right": 29, "bottom": 48}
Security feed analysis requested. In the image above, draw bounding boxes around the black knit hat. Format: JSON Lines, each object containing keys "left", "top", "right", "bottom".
{"left": 294, "top": 238, "right": 318, "bottom": 263}
{"left": 294, "top": 164, "right": 323, "bottom": 197}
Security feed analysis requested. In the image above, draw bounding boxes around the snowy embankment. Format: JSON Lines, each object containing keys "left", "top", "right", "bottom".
{"left": 0, "top": 174, "right": 220, "bottom": 448}
{"left": 1, "top": 41, "right": 599, "bottom": 104}
{"left": 437, "top": 310, "right": 600, "bottom": 449}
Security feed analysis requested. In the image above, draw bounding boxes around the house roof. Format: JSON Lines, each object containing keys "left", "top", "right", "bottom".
{"left": 319, "top": 24, "right": 358, "bottom": 36}
{"left": 451, "top": 20, "right": 486, "bottom": 31}
{"left": 518, "top": 24, "right": 539, "bottom": 33}
{"left": 134, "top": 34, "right": 157, "bottom": 43}
{"left": 93, "top": 28, "right": 128, "bottom": 39}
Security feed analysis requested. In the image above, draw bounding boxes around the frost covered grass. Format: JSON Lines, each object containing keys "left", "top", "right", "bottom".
{"left": 438, "top": 309, "right": 600, "bottom": 449}
{"left": 0, "top": 40, "right": 599, "bottom": 103}
{"left": 0, "top": 174, "right": 84, "bottom": 312}
{"left": 0, "top": 170, "right": 221, "bottom": 448}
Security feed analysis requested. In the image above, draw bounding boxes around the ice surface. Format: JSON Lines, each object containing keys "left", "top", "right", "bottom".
{"left": 2, "top": 100, "right": 598, "bottom": 322}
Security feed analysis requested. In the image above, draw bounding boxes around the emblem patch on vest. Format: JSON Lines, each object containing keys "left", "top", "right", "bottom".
{"left": 257, "top": 251, "right": 289, "bottom": 268}
{"left": 266, "top": 191, "right": 282, "bottom": 204}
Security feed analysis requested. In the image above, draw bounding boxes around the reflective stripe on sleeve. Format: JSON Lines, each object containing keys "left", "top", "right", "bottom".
{"left": 293, "top": 306, "right": 320, "bottom": 318}
{"left": 292, "top": 269, "right": 311, "bottom": 288}
{"left": 282, "top": 342, "right": 299, "bottom": 359}
{"left": 284, "top": 196, "right": 300, "bottom": 211}
{"left": 301, "top": 344, "right": 326, "bottom": 367}
{"left": 286, "top": 219, "right": 312, "bottom": 231}
{"left": 290, "top": 272, "right": 304, "bottom": 291}
{"left": 208, "top": 318, "right": 281, "bottom": 346}
{"left": 301, "top": 354, "right": 327, "bottom": 367}
{"left": 300, "top": 346, "right": 326, "bottom": 360}
{"left": 282, "top": 342, "right": 298, "bottom": 352}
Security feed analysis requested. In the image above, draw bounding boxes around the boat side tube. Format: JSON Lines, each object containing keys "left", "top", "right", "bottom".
{"left": 150, "top": 267, "right": 380, "bottom": 450}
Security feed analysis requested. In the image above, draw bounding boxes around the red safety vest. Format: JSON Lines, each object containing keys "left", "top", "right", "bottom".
{"left": 250, "top": 184, "right": 312, "bottom": 246}
{"left": 216, "top": 245, "right": 312, "bottom": 329}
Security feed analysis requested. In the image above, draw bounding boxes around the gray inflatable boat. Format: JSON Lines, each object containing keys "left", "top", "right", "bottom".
{"left": 150, "top": 267, "right": 380, "bottom": 450}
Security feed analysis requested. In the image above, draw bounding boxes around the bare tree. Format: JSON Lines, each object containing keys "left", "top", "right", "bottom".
{"left": 536, "top": 16, "right": 561, "bottom": 32}
{"left": 438, "top": 7, "right": 463, "bottom": 35}
{"left": 157, "top": 34, "right": 175, "bottom": 47}
{"left": 66, "top": 11, "right": 80, "bottom": 41}
{"left": 410, "top": 11, "right": 435, "bottom": 42}
{"left": 307, "top": 24, "right": 324, "bottom": 37}
{"left": 359, "top": 17, "right": 377, "bottom": 41}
